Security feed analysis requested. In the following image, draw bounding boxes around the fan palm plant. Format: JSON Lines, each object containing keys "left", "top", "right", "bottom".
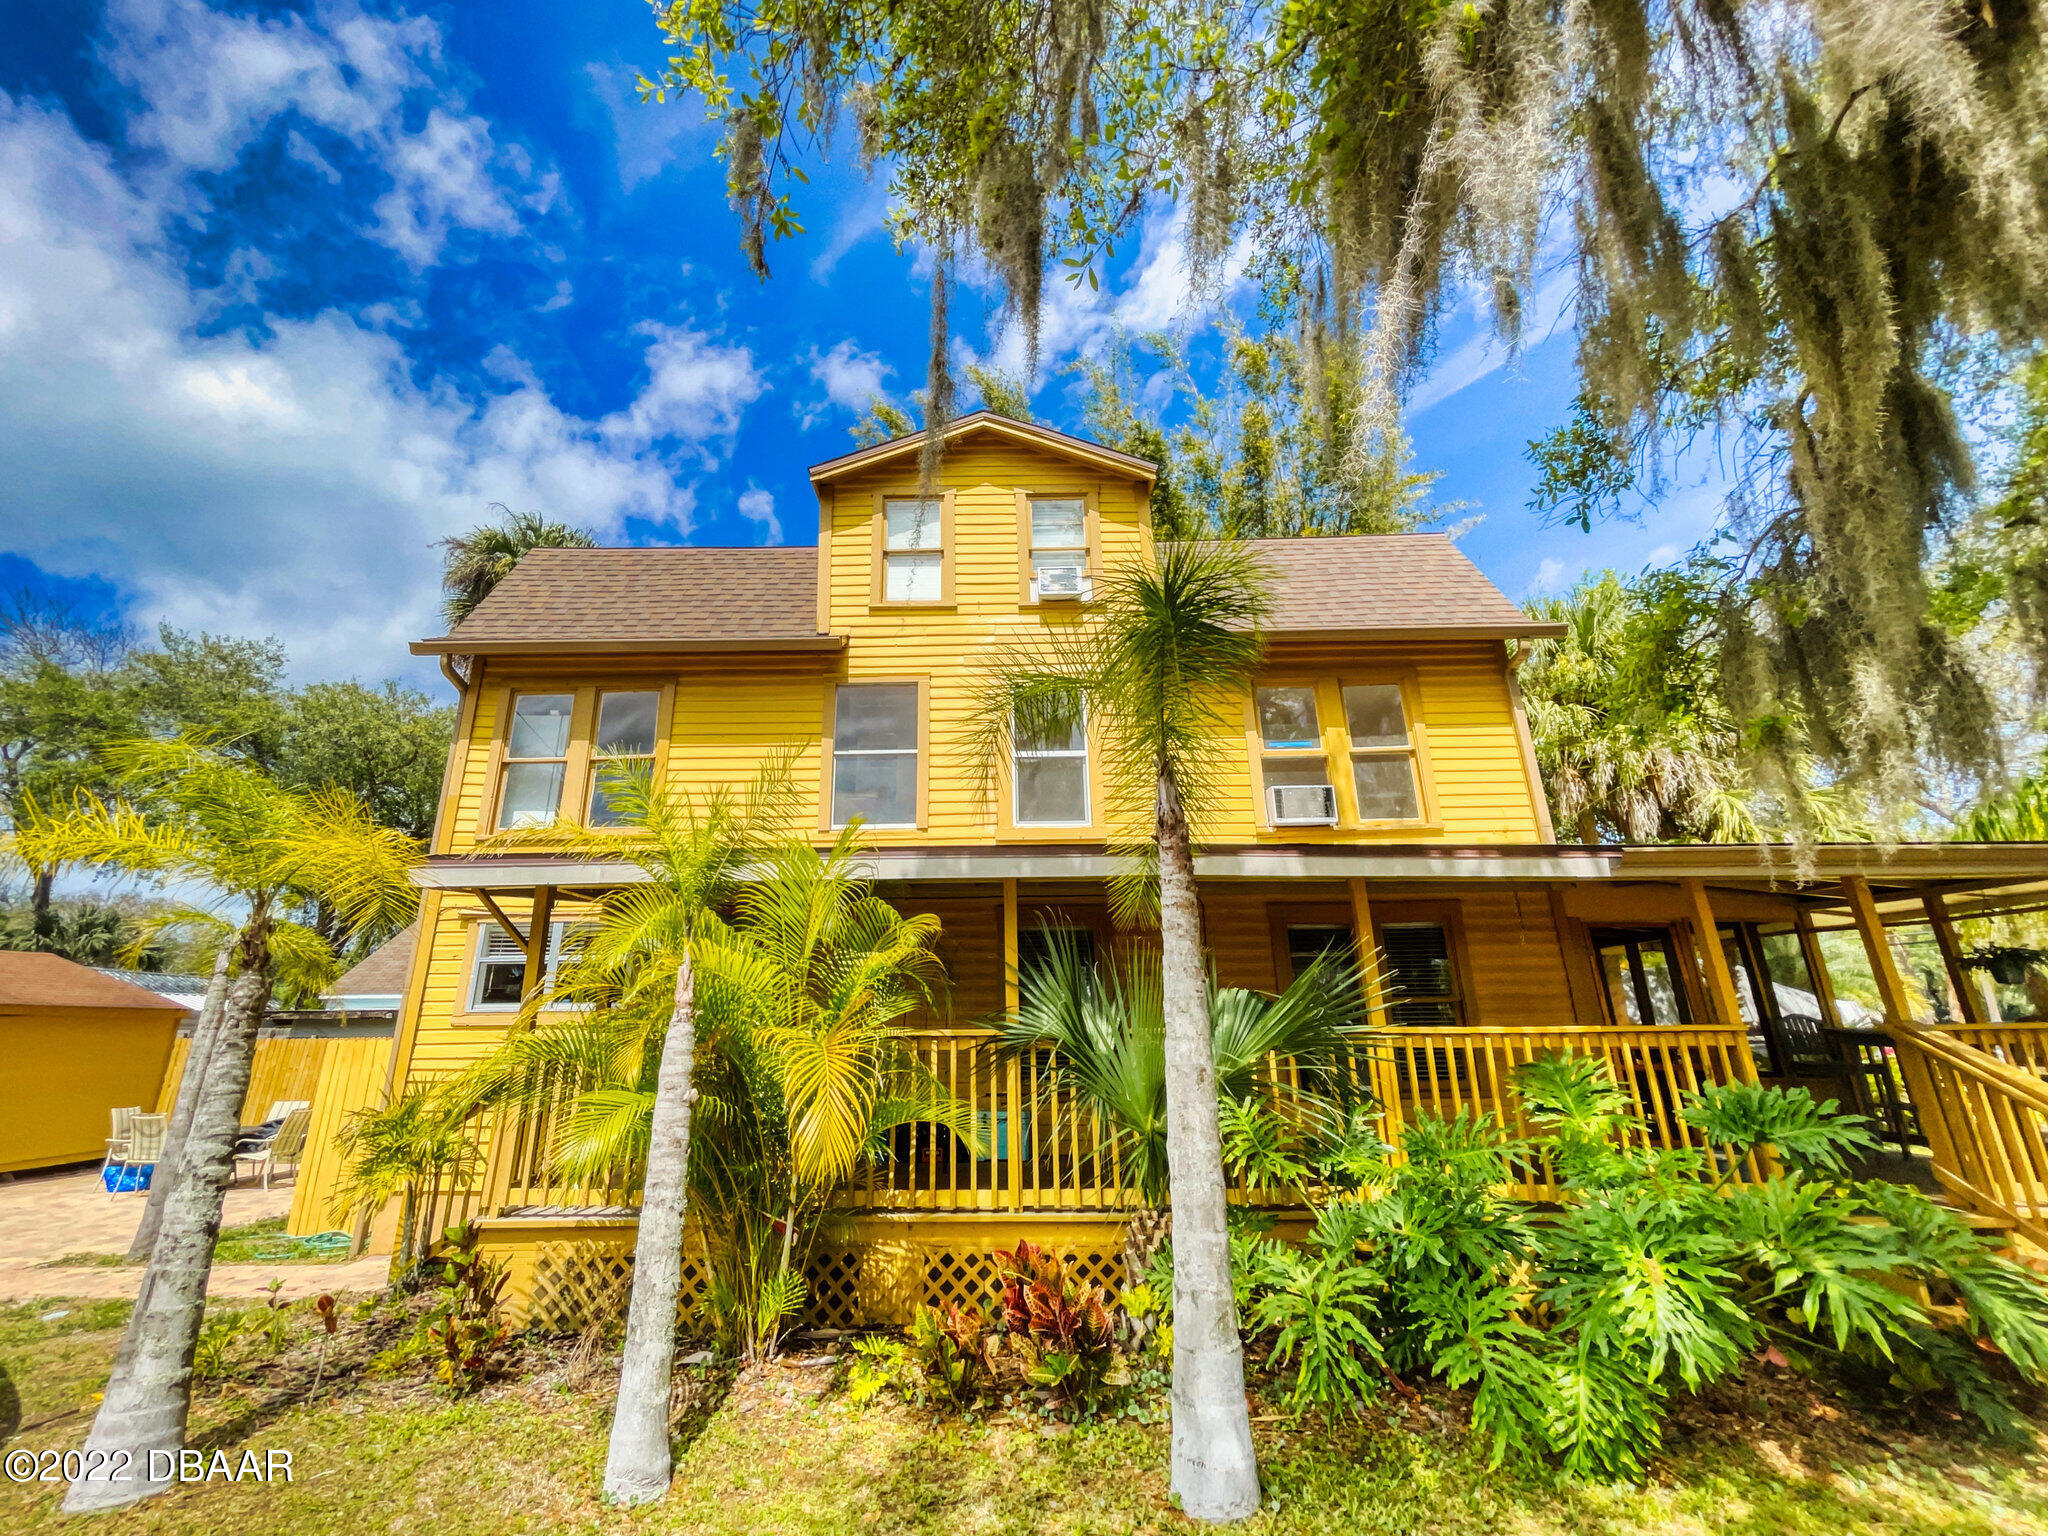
{"left": 437, "top": 507, "right": 595, "bottom": 628}
{"left": 12, "top": 738, "right": 419, "bottom": 1512}
{"left": 998, "top": 930, "right": 1373, "bottom": 1272}
{"left": 971, "top": 538, "right": 1272, "bottom": 1520}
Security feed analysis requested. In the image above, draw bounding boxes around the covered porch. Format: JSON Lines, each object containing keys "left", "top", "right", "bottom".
{"left": 408, "top": 841, "right": 2048, "bottom": 1259}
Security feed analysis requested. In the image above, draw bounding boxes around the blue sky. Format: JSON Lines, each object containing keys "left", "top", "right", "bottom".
{"left": 0, "top": 0, "right": 1726, "bottom": 696}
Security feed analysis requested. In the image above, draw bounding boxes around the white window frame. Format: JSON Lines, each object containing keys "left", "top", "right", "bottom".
{"left": 879, "top": 496, "right": 948, "bottom": 606}
{"left": 1012, "top": 703, "right": 1090, "bottom": 827}
{"left": 830, "top": 684, "right": 921, "bottom": 829}
{"left": 466, "top": 921, "right": 581, "bottom": 1012}
{"left": 1026, "top": 496, "right": 1091, "bottom": 603}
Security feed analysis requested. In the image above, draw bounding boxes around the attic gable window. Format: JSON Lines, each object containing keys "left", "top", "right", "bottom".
{"left": 1028, "top": 498, "right": 1089, "bottom": 600}
{"left": 497, "top": 692, "right": 573, "bottom": 829}
{"left": 875, "top": 495, "right": 951, "bottom": 605}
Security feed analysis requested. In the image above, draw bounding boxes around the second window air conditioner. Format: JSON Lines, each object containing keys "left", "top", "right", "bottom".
{"left": 1035, "top": 564, "right": 1087, "bottom": 599}
{"left": 1268, "top": 782, "right": 1339, "bottom": 826}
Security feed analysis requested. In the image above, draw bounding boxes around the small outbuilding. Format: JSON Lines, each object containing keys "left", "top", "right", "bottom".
{"left": 0, "top": 952, "right": 191, "bottom": 1175}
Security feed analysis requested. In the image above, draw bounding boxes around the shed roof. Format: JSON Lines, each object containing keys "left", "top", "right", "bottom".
{"left": 0, "top": 952, "right": 192, "bottom": 1011}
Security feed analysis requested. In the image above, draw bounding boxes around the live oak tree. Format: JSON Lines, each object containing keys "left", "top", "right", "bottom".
{"left": 643, "top": 0, "right": 2048, "bottom": 817}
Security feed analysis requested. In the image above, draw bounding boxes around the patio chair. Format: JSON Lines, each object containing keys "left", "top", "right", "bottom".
{"left": 235, "top": 1106, "right": 311, "bottom": 1189}
{"left": 100, "top": 1106, "right": 141, "bottom": 1192}
{"left": 104, "top": 1112, "right": 167, "bottom": 1195}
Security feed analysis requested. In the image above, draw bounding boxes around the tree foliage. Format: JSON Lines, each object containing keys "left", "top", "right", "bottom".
{"left": 438, "top": 505, "right": 597, "bottom": 628}
{"left": 644, "top": 0, "right": 2048, "bottom": 803}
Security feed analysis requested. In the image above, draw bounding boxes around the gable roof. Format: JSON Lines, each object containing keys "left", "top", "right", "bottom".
{"left": 0, "top": 952, "right": 192, "bottom": 1011}
{"left": 808, "top": 411, "right": 1159, "bottom": 485}
{"left": 328, "top": 923, "right": 417, "bottom": 1002}
{"left": 1247, "top": 534, "right": 1564, "bottom": 640}
{"left": 412, "top": 546, "right": 840, "bottom": 656}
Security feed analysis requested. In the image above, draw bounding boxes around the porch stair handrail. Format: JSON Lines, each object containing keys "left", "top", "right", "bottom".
{"left": 1890, "top": 1019, "right": 2048, "bottom": 1248}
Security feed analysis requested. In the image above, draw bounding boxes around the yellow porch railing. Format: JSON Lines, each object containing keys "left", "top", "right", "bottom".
{"left": 446, "top": 1022, "right": 1761, "bottom": 1223}
{"left": 1891, "top": 1021, "right": 2048, "bottom": 1248}
{"left": 1937, "top": 1022, "right": 2048, "bottom": 1078}
{"left": 1366, "top": 1025, "right": 1764, "bottom": 1200}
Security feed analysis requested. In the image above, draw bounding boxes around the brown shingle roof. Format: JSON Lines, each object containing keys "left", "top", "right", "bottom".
{"left": 329, "top": 923, "right": 417, "bottom": 1000}
{"left": 413, "top": 547, "right": 836, "bottom": 655}
{"left": 1246, "top": 534, "right": 1561, "bottom": 639}
{"left": 0, "top": 952, "right": 192, "bottom": 1011}
{"left": 411, "top": 532, "right": 1553, "bottom": 654}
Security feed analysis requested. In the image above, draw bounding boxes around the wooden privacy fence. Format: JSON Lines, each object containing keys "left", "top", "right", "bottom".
{"left": 1891, "top": 1021, "right": 2048, "bottom": 1248}
{"left": 445, "top": 1021, "right": 1762, "bottom": 1226}
{"left": 155, "top": 1034, "right": 327, "bottom": 1123}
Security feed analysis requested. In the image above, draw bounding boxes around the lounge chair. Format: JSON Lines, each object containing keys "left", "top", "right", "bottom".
{"left": 235, "top": 1106, "right": 311, "bottom": 1189}
{"left": 103, "top": 1112, "right": 166, "bottom": 1195}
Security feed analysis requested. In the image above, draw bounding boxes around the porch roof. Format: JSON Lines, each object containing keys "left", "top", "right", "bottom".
{"left": 414, "top": 839, "right": 2048, "bottom": 923}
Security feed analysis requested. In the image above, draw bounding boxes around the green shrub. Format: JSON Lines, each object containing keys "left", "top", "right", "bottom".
{"left": 1222, "top": 1055, "right": 2048, "bottom": 1476}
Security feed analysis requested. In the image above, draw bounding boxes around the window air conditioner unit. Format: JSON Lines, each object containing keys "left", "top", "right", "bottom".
{"left": 1269, "top": 783, "right": 1339, "bottom": 826}
{"left": 1036, "top": 564, "right": 1087, "bottom": 599}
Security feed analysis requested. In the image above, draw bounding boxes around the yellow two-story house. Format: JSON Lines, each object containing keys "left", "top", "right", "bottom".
{"left": 308, "top": 411, "right": 2048, "bottom": 1323}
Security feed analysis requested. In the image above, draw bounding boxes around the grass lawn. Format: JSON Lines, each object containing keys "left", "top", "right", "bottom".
{"left": 49, "top": 1218, "right": 355, "bottom": 1269}
{"left": 4, "top": 1295, "right": 2047, "bottom": 1535}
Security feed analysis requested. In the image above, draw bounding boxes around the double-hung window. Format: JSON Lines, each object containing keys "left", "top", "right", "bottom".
{"left": 1254, "top": 686, "right": 1333, "bottom": 802}
{"left": 831, "top": 684, "right": 920, "bottom": 827}
{"left": 1343, "top": 683, "right": 1422, "bottom": 822}
{"left": 497, "top": 692, "right": 573, "bottom": 829}
{"left": 881, "top": 497, "right": 945, "bottom": 603}
{"left": 1013, "top": 696, "right": 1089, "bottom": 826}
{"left": 586, "top": 690, "right": 659, "bottom": 825}
{"left": 1026, "top": 497, "right": 1089, "bottom": 601}
{"left": 467, "top": 921, "right": 585, "bottom": 1011}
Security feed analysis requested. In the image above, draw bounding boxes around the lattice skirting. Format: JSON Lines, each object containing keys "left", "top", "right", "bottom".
{"left": 503, "top": 1231, "right": 1128, "bottom": 1332}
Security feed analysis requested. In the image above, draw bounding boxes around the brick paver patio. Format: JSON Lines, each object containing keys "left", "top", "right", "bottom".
{"left": 0, "top": 1166, "right": 389, "bottom": 1299}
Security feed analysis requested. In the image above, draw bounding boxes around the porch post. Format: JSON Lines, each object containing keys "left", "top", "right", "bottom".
{"left": 1842, "top": 875, "right": 1917, "bottom": 1023}
{"left": 1922, "top": 889, "right": 1986, "bottom": 1025}
{"left": 522, "top": 885, "right": 556, "bottom": 1005}
{"left": 1682, "top": 878, "right": 1746, "bottom": 1027}
{"left": 1346, "top": 878, "right": 1390, "bottom": 1030}
{"left": 1794, "top": 909, "right": 1843, "bottom": 1027}
{"left": 1002, "top": 879, "right": 1023, "bottom": 1208}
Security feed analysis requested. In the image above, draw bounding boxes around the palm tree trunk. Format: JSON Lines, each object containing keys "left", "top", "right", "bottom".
{"left": 66, "top": 922, "right": 273, "bottom": 1512}
{"left": 126, "top": 946, "right": 233, "bottom": 1262}
{"left": 603, "top": 954, "right": 699, "bottom": 1506}
{"left": 1154, "top": 761, "right": 1260, "bottom": 1522}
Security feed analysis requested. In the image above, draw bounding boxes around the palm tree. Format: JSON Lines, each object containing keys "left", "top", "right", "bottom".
{"left": 463, "top": 758, "right": 788, "bottom": 1505}
{"left": 453, "top": 801, "right": 967, "bottom": 1501}
{"left": 330, "top": 1084, "right": 482, "bottom": 1272}
{"left": 996, "top": 929, "right": 1372, "bottom": 1279}
{"left": 972, "top": 539, "right": 1271, "bottom": 1521}
{"left": 122, "top": 908, "right": 342, "bottom": 1263}
{"left": 438, "top": 506, "right": 596, "bottom": 628}
{"left": 14, "top": 739, "right": 419, "bottom": 1512}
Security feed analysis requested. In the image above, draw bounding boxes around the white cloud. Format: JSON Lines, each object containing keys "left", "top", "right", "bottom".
{"left": 809, "top": 190, "right": 889, "bottom": 282}
{"left": 1409, "top": 268, "right": 1576, "bottom": 416}
{"left": 1525, "top": 556, "right": 1572, "bottom": 597}
{"left": 601, "top": 323, "right": 764, "bottom": 450}
{"left": 103, "top": 0, "right": 542, "bottom": 268}
{"left": 581, "top": 61, "right": 705, "bottom": 194}
{"left": 0, "top": 91, "right": 755, "bottom": 681}
{"left": 803, "top": 339, "right": 892, "bottom": 426}
{"left": 736, "top": 487, "right": 783, "bottom": 544}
